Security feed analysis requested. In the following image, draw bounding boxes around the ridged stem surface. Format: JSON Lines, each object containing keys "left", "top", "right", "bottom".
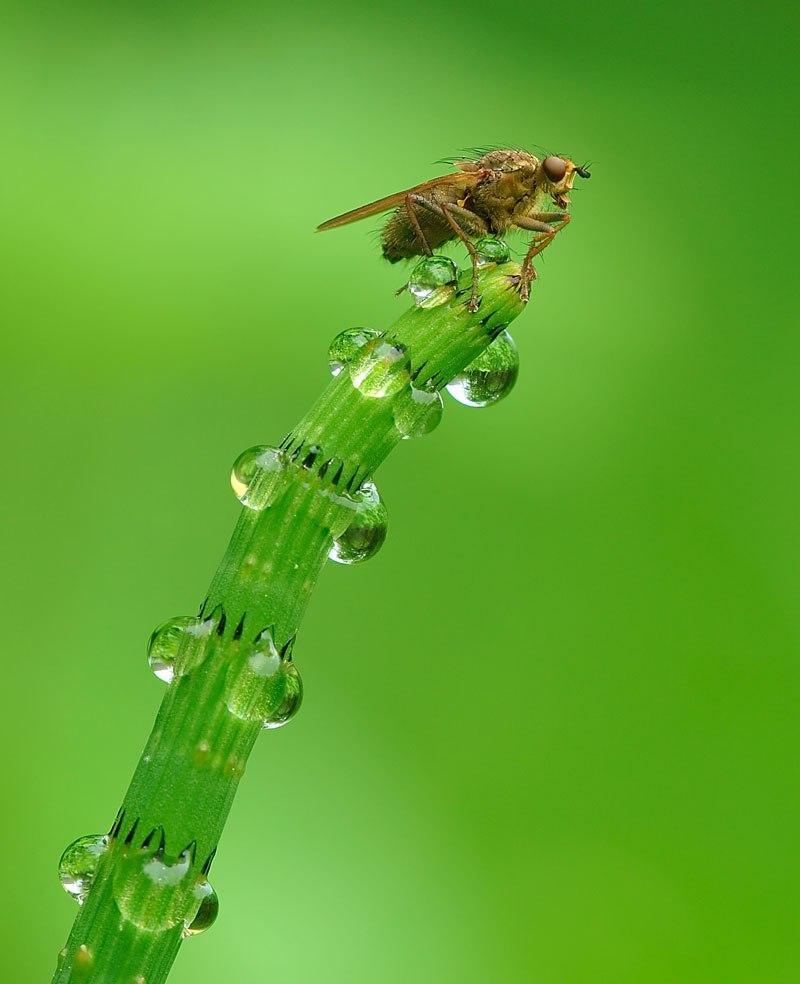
{"left": 53, "top": 262, "right": 526, "bottom": 983}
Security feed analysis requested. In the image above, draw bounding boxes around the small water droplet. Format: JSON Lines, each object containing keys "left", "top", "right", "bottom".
{"left": 230, "top": 445, "right": 287, "bottom": 510}
{"left": 59, "top": 834, "right": 108, "bottom": 904}
{"left": 225, "top": 627, "right": 303, "bottom": 729}
{"left": 329, "top": 481, "right": 388, "bottom": 564}
{"left": 474, "top": 236, "right": 511, "bottom": 267}
{"left": 223, "top": 756, "right": 246, "bottom": 778}
{"left": 328, "top": 327, "right": 381, "bottom": 377}
{"left": 74, "top": 944, "right": 93, "bottom": 975}
{"left": 407, "top": 255, "right": 459, "bottom": 308}
{"left": 446, "top": 330, "right": 519, "bottom": 408}
{"left": 348, "top": 337, "right": 411, "bottom": 398}
{"left": 147, "top": 613, "right": 217, "bottom": 683}
{"left": 393, "top": 385, "right": 444, "bottom": 439}
{"left": 194, "top": 739, "right": 212, "bottom": 767}
{"left": 183, "top": 884, "right": 219, "bottom": 938}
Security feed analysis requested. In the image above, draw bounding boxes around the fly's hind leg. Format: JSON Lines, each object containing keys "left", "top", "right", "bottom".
{"left": 404, "top": 194, "right": 433, "bottom": 256}
{"left": 514, "top": 213, "right": 571, "bottom": 302}
{"left": 410, "top": 194, "right": 488, "bottom": 312}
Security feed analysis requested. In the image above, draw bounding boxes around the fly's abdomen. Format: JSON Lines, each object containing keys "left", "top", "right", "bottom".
{"left": 381, "top": 209, "right": 454, "bottom": 263}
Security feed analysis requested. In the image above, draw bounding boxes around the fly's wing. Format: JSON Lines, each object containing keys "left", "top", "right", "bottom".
{"left": 316, "top": 171, "right": 486, "bottom": 231}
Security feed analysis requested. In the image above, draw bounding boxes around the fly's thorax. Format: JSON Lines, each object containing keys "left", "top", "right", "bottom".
{"left": 470, "top": 167, "right": 539, "bottom": 232}
{"left": 515, "top": 184, "right": 558, "bottom": 222}
{"left": 475, "top": 149, "right": 539, "bottom": 172}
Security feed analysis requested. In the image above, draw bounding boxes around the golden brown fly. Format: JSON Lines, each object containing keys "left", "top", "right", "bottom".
{"left": 317, "top": 148, "right": 590, "bottom": 310}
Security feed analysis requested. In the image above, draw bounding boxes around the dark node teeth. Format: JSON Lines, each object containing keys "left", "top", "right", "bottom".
{"left": 201, "top": 847, "right": 218, "bottom": 875}
{"left": 124, "top": 818, "right": 140, "bottom": 846}
{"left": 109, "top": 808, "right": 125, "bottom": 838}
{"left": 302, "top": 445, "right": 321, "bottom": 469}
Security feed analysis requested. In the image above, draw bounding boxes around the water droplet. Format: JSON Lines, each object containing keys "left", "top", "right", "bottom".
{"left": 348, "top": 337, "right": 411, "bottom": 398}
{"left": 474, "top": 236, "right": 511, "bottom": 266}
{"left": 193, "top": 739, "right": 212, "bottom": 767}
{"left": 147, "top": 613, "right": 217, "bottom": 683}
{"left": 446, "top": 330, "right": 519, "bottom": 408}
{"left": 393, "top": 385, "right": 444, "bottom": 440}
{"left": 329, "top": 481, "right": 388, "bottom": 564}
{"left": 113, "top": 837, "right": 200, "bottom": 932}
{"left": 328, "top": 327, "right": 381, "bottom": 377}
{"left": 230, "top": 445, "right": 287, "bottom": 510}
{"left": 407, "top": 256, "right": 458, "bottom": 308}
{"left": 225, "top": 627, "right": 303, "bottom": 729}
{"left": 183, "top": 884, "right": 219, "bottom": 938}
{"left": 58, "top": 834, "right": 108, "bottom": 904}
{"left": 223, "top": 756, "right": 246, "bottom": 778}
{"left": 74, "top": 944, "right": 93, "bottom": 975}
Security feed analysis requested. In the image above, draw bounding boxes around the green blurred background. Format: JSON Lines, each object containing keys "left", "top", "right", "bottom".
{"left": 1, "top": 1, "right": 796, "bottom": 980}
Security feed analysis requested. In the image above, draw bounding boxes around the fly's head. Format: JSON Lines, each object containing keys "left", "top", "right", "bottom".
{"left": 539, "top": 155, "right": 591, "bottom": 209}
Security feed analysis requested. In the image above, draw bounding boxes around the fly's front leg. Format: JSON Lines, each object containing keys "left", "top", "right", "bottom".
{"left": 411, "top": 194, "right": 488, "bottom": 312}
{"left": 515, "top": 213, "right": 571, "bottom": 302}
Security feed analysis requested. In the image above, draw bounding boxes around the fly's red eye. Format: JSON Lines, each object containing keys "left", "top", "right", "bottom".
{"left": 542, "top": 155, "right": 567, "bottom": 183}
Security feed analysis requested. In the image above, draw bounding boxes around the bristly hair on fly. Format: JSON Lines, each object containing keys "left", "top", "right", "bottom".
{"left": 434, "top": 143, "right": 558, "bottom": 167}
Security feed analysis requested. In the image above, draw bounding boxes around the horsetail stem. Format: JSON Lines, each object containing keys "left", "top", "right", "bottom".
{"left": 53, "top": 249, "right": 526, "bottom": 983}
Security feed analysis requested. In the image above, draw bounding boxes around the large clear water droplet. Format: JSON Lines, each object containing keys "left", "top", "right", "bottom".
{"left": 348, "top": 338, "right": 410, "bottom": 398}
{"left": 474, "top": 235, "right": 511, "bottom": 267}
{"left": 114, "top": 836, "right": 201, "bottom": 933}
{"left": 446, "top": 330, "right": 519, "bottom": 408}
{"left": 230, "top": 445, "right": 287, "bottom": 510}
{"left": 58, "top": 834, "right": 108, "bottom": 904}
{"left": 225, "top": 627, "right": 303, "bottom": 729}
{"left": 393, "top": 385, "right": 444, "bottom": 440}
{"left": 183, "top": 884, "right": 219, "bottom": 938}
{"left": 407, "top": 256, "right": 458, "bottom": 308}
{"left": 147, "top": 612, "right": 218, "bottom": 683}
{"left": 329, "top": 481, "right": 388, "bottom": 564}
{"left": 328, "top": 327, "right": 381, "bottom": 377}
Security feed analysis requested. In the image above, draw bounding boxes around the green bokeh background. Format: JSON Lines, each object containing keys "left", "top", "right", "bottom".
{"left": 2, "top": 1, "right": 796, "bottom": 981}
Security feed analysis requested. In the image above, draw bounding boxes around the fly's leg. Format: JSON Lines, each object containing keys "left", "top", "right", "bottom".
{"left": 404, "top": 194, "right": 433, "bottom": 256}
{"left": 393, "top": 195, "right": 436, "bottom": 296}
{"left": 411, "top": 194, "right": 488, "bottom": 312}
{"left": 515, "top": 213, "right": 571, "bottom": 302}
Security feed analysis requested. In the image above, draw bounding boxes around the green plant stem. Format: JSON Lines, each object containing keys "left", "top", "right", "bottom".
{"left": 53, "top": 262, "right": 526, "bottom": 983}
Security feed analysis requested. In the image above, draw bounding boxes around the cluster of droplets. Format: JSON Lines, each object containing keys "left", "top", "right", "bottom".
{"left": 404, "top": 239, "right": 509, "bottom": 309}
{"left": 224, "top": 626, "right": 302, "bottom": 729}
{"left": 329, "top": 481, "right": 388, "bottom": 565}
{"left": 147, "top": 609, "right": 220, "bottom": 685}
{"left": 58, "top": 829, "right": 219, "bottom": 939}
{"left": 446, "top": 329, "right": 519, "bottom": 408}
{"left": 329, "top": 328, "right": 444, "bottom": 443}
